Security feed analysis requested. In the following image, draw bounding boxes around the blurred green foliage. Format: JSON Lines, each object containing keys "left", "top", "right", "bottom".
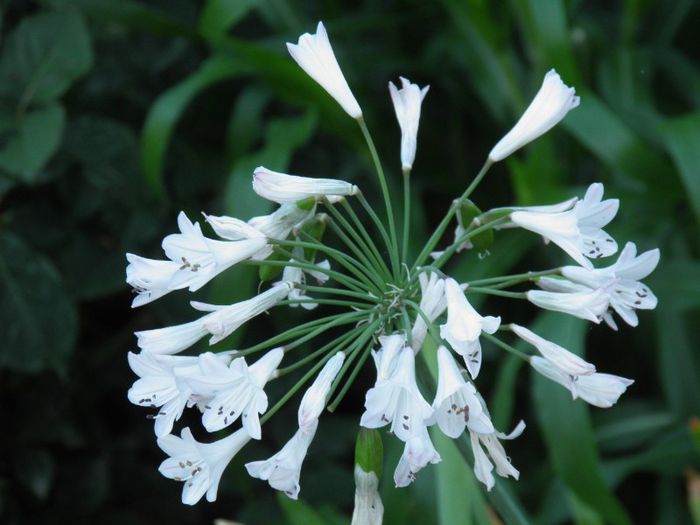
{"left": 1, "top": 0, "right": 699, "bottom": 524}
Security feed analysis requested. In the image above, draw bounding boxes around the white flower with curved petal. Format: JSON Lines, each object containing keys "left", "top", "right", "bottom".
{"left": 158, "top": 427, "right": 250, "bottom": 505}
{"left": 248, "top": 203, "right": 315, "bottom": 240}
{"left": 393, "top": 425, "right": 441, "bottom": 487}
{"left": 127, "top": 352, "right": 203, "bottom": 437}
{"left": 558, "top": 242, "right": 660, "bottom": 329}
{"left": 511, "top": 183, "right": 619, "bottom": 269}
{"left": 126, "top": 254, "right": 180, "bottom": 307}
{"left": 389, "top": 77, "right": 429, "bottom": 171}
{"left": 510, "top": 324, "right": 596, "bottom": 376}
{"left": 431, "top": 346, "right": 494, "bottom": 438}
{"left": 192, "top": 282, "right": 291, "bottom": 344}
{"left": 186, "top": 348, "right": 283, "bottom": 439}
{"left": 163, "top": 212, "right": 268, "bottom": 292}
{"left": 135, "top": 318, "right": 210, "bottom": 355}
{"left": 287, "top": 21, "right": 362, "bottom": 119}
{"left": 411, "top": 272, "right": 446, "bottom": 352}
{"left": 360, "top": 343, "right": 433, "bottom": 442}
{"left": 531, "top": 356, "right": 633, "bottom": 407}
{"left": 489, "top": 69, "right": 579, "bottom": 162}
{"left": 298, "top": 352, "right": 345, "bottom": 431}
{"left": 440, "top": 278, "right": 500, "bottom": 378}
{"left": 469, "top": 420, "right": 525, "bottom": 491}
{"left": 253, "top": 167, "right": 359, "bottom": 204}
{"left": 245, "top": 420, "right": 318, "bottom": 500}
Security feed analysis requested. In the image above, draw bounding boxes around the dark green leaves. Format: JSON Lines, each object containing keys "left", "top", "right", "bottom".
{"left": 0, "top": 234, "right": 77, "bottom": 373}
{"left": 0, "top": 10, "right": 92, "bottom": 183}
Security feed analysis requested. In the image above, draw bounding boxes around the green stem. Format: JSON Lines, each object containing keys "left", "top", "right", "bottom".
{"left": 300, "top": 284, "right": 382, "bottom": 303}
{"left": 357, "top": 117, "right": 400, "bottom": 273}
{"left": 433, "top": 216, "right": 508, "bottom": 270}
{"left": 276, "top": 327, "right": 361, "bottom": 377}
{"left": 339, "top": 199, "right": 393, "bottom": 279}
{"left": 466, "top": 287, "right": 527, "bottom": 300}
{"left": 412, "top": 159, "right": 493, "bottom": 271}
{"left": 280, "top": 298, "right": 370, "bottom": 308}
{"left": 357, "top": 191, "right": 400, "bottom": 278}
{"left": 402, "top": 168, "right": 411, "bottom": 262}
{"left": 466, "top": 269, "right": 560, "bottom": 288}
{"left": 273, "top": 239, "right": 381, "bottom": 295}
{"left": 482, "top": 333, "right": 530, "bottom": 361}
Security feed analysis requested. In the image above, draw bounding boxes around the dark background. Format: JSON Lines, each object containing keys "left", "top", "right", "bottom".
{"left": 1, "top": 1, "right": 699, "bottom": 524}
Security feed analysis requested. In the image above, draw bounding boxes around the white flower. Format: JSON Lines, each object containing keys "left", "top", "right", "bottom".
{"left": 489, "top": 69, "right": 580, "bottom": 162}
{"left": 393, "top": 426, "right": 441, "bottom": 487}
{"left": 531, "top": 356, "right": 634, "bottom": 407}
{"left": 526, "top": 287, "right": 609, "bottom": 323}
{"left": 510, "top": 324, "right": 595, "bottom": 376}
{"left": 253, "top": 167, "right": 359, "bottom": 204}
{"left": 431, "top": 346, "right": 494, "bottom": 438}
{"left": 191, "top": 282, "right": 291, "bottom": 344}
{"left": 202, "top": 213, "right": 266, "bottom": 241}
{"left": 389, "top": 77, "right": 429, "bottom": 171}
{"left": 135, "top": 318, "right": 210, "bottom": 355}
{"left": 186, "top": 348, "right": 283, "bottom": 439}
{"left": 158, "top": 427, "right": 250, "bottom": 505}
{"left": 511, "top": 183, "right": 619, "bottom": 269}
{"left": 245, "top": 420, "right": 318, "bottom": 500}
{"left": 126, "top": 254, "right": 180, "bottom": 307}
{"left": 360, "top": 339, "right": 433, "bottom": 441}
{"left": 351, "top": 466, "right": 383, "bottom": 525}
{"left": 287, "top": 21, "right": 362, "bottom": 119}
{"left": 127, "top": 352, "right": 203, "bottom": 436}
{"left": 557, "top": 242, "right": 660, "bottom": 329}
{"left": 411, "top": 272, "right": 446, "bottom": 352}
{"left": 298, "top": 352, "right": 345, "bottom": 430}
{"left": 163, "top": 212, "right": 268, "bottom": 292}
{"left": 469, "top": 420, "right": 524, "bottom": 491}
{"left": 440, "top": 278, "right": 501, "bottom": 379}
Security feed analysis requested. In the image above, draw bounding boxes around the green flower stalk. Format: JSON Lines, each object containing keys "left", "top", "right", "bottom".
{"left": 125, "top": 20, "right": 660, "bottom": 510}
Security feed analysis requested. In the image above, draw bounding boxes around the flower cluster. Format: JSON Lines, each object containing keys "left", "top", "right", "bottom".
{"left": 126, "top": 21, "right": 659, "bottom": 510}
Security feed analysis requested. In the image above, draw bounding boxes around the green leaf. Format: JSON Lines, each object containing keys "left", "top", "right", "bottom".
{"left": 140, "top": 54, "right": 242, "bottom": 194}
{"left": 0, "top": 233, "right": 77, "bottom": 373}
{"left": 199, "top": 0, "right": 258, "bottom": 41}
{"left": 531, "top": 313, "right": 632, "bottom": 525}
{"left": 432, "top": 428, "right": 491, "bottom": 525}
{"left": 660, "top": 112, "right": 700, "bottom": 226}
{"left": 0, "top": 10, "right": 93, "bottom": 107}
{"left": 0, "top": 103, "right": 65, "bottom": 182}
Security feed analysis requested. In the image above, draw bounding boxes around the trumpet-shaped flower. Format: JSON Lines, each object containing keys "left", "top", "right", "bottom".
{"left": 352, "top": 466, "right": 383, "bottom": 525}
{"left": 511, "top": 183, "right": 619, "bottom": 269}
{"left": 393, "top": 426, "right": 441, "bottom": 487}
{"left": 510, "top": 324, "right": 595, "bottom": 376}
{"left": 298, "top": 352, "right": 345, "bottom": 430}
{"left": 163, "top": 212, "right": 268, "bottom": 291}
{"left": 245, "top": 420, "right": 319, "bottom": 500}
{"left": 411, "top": 272, "right": 446, "bottom": 352}
{"left": 440, "top": 278, "right": 500, "bottom": 378}
{"left": 431, "top": 346, "right": 494, "bottom": 438}
{"left": 556, "top": 242, "right": 660, "bottom": 329}
{"left": 531, "top": 356, "right": 634, "bottom": 407}
{"left": 158, "top": 427, "right": 250, "bottom": 505}
{"left": 248, "top": 203, "right": 315, "bottom": 240}
{"left": 253, "top": 167, "right": 359, "bottom": 204}
{"left": 389, "top": 77, "right": 429, "bottom": 171}
{"left": 489, "top": 69, "right": 579, "bottom": 161}
{"left": 361, "top": 341, "right": 433, "bottom": 442}
{"left": 287, "top": 21, "right": 362, "bottom": 119}
{"left": 192, "top": 282, "right": 291, "bottom": 344}
{"left": 127, "top": 352, "right": 203, "bottom": 437}
{"left": 126, "top": 254, "right": 180, "bottom": 307}
{"left": 186, "top": 348, "right": 283, "bottom": 438}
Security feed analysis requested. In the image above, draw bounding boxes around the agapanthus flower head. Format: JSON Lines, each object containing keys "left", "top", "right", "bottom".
{"left": 489, "top": 69, "right": 580, "bottom": 162}
{"left": 125, "top": 22, "right": 658, "bottom": 516}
